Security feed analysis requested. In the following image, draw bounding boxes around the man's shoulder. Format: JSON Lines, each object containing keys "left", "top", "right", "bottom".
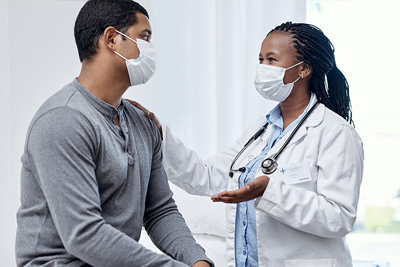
{"left": 28, "top": 81, "right": 96, "bottom": 136}
{"left": 122, "top": 99, "right": 162, "bottom": 145}
{"left": 123, "top": 99, "right": 156, "bottom": 130}
{"left": 33, "top": 81, "right": 81, "bottom": 120}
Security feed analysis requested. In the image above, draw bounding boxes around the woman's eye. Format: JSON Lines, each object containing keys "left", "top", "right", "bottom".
{"left": 268, "top": 57, "right": 276, "bottom": 62}
{"left": 259, "top": 58, "right": 264, "bottom": 63}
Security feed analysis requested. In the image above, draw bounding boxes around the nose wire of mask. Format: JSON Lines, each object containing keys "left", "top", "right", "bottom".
{"left": 254, "top": 61, "right": 303, "bottom": 102}
{"left": 114, "top": 30, "right": 157, "bottom": 86}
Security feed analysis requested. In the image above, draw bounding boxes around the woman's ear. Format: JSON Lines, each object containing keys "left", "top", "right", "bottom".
{"left": 300, "top": 62, "right": 312, "bottom": 79}
{"left": 102, "top": 26, "right": 118, "bottom": 51}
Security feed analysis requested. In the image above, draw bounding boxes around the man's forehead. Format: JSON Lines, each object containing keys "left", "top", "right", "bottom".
{"left": 136, "top": 13, "right": 151, "bottom": 26}
{"left": 130, "top": 13, "right": 151, "bottom": 33}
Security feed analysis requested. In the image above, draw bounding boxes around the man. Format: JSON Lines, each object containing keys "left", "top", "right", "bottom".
{"left": 15, "top": 1, "right": 212, "bottom": 266}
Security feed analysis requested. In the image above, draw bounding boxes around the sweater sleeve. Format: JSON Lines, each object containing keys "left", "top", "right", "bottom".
{"left": 26, "top": 107, "right": 204, "bottom": 267}
{"left": 143, "top": 122, "right": 214, "bottom": 266}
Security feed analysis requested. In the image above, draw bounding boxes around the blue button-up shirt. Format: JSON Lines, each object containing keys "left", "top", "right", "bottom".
{"left": 234, "top": 93, "right": 315, "bottom": 267}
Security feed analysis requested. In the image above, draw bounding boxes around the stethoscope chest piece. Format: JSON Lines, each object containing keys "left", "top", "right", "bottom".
{"left": 261, "top": 157, "right": 278, "bottom": 174}
{"left": 229, "top": 101, "right": 319, "bottom": 178}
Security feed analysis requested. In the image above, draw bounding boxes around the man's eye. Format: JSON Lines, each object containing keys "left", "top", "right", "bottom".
{"left": 259, "top": 58, "right": 264, "bottom": 63}
{"left": 268, "top": 57, "right": 276, "bottom": 62}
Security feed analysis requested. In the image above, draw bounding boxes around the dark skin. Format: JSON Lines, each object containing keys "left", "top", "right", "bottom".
{"left": 212, "top": 31, "right": 312, "bottom": 204}
{"left": 77, "top": 13, "right": 210, "bottom": 267}
{"left": 77, "top": 13, "right": 152, "bottom": 126}
{"left": 127, "top": 31, "right": 313, "bottom": 205}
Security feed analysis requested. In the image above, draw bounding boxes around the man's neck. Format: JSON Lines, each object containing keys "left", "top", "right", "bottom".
{"left": 77, "top": 60, "right": 129, "bottom": 109}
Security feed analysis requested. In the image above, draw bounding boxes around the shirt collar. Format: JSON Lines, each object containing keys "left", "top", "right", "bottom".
{"left": 262, "top": 92, "right": 316, "bottom": 141}
{"left": 266, "top": 92, "right": 315, "bottom": 124}
{"left": 266, "top": 104, "right": 283, "bottom": 129}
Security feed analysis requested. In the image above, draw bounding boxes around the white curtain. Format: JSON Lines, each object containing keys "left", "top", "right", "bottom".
{"left": 129, "top": 0, "right": 306, "bottom": 157}
{"left": 124, "top": 0, "right": 307, "bottom": 241}
{"left": 0, "top": 0, "right": 305, "bottom": 265}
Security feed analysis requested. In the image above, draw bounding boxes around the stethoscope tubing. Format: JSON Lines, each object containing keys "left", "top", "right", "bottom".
{"left": 228, "top": 122, "right": 269, "bottom": 177}
{"left": 261, "top": 101, "right": 319, "bottom": 175}
{"left": 229, "top": 101, "right": 320, "bottom": 178}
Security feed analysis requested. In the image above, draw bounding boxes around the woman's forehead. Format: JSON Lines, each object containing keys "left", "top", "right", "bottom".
{"left": 261, "top": 32, "right": 296, "bottom": 55}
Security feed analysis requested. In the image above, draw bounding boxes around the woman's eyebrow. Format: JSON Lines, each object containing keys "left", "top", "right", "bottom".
{"left": 266, "top": 52, "right": 278, "bottom": 57}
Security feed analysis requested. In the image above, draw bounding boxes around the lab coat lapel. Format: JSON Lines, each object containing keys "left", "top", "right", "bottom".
{"left": 265, "top": 103, "right": 325, "bottom": 157}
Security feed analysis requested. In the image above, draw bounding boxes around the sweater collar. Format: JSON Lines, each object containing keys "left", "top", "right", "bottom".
{"left": 72, "top": 79, "right": 125, "bottom": 120}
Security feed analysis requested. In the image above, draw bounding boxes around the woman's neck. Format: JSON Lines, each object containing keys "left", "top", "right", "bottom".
{"left": 280, "top": 90, "right": 311, "bottom": 130}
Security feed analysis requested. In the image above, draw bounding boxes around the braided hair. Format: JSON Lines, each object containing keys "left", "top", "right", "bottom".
{"left": 268, "top": 22, "right": 353, "bottom": 125}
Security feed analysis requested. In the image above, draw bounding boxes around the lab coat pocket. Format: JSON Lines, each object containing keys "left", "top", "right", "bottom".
{"left": 284, "top": 258, "right": 337, "bottom": 267}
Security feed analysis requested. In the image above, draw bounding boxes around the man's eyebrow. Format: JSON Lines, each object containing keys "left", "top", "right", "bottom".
{"left": 142, "top": 29, "right": 152, "bottom": 35}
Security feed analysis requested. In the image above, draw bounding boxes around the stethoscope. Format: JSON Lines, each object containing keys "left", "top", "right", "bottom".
{"left": 229, "top": 101, "right": 320, "bottom": 178}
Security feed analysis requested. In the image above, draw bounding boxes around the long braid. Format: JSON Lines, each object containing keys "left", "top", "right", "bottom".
{"left": 268, "top": 22, "right": 353, "bottom": 125}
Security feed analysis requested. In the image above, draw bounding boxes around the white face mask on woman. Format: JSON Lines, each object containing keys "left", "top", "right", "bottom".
{"left": 114, "top": 30, "right": 156, "bottom": 86}
{"left": 254, "top": 61, "right": 303, "bottom": 102}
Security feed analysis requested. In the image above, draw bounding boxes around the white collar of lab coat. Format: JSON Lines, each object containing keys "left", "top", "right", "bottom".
{"left": 259, "top": 94, "right": 325, "bottom": 152}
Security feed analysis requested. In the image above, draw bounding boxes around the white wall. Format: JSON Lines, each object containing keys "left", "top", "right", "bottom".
{"left": 0, "top": 0, "right": 13, "bottom": 264}
{"left": 0, "top": 0, "right": 305, "bottom": 265}
{"left": 1, "top": 1, "right": 87, "bottom": 265}
{"left": 143, "top": 0, "right": 306, "bottom": 246}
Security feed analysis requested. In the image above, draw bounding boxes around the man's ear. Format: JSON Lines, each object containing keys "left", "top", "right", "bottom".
{"left": 300, "top": 62, "right": 312, "bottom": 79}
{"left": 102, "top": 26, "right": 118, "bottom": 51}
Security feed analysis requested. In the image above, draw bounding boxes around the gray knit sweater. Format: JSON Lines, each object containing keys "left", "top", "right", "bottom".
{"left": 16, "top": 79, "right": 212, "bottom": 267}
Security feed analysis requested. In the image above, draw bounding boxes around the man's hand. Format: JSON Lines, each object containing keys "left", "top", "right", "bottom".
{"left": 192, "top": 260, "right": 211, "bottom": 267}
{"left": 125, "top": 99, "right": 163, "bottom": 139}
{"left": 211, "top": 175, "right": 270, "bottom": 203}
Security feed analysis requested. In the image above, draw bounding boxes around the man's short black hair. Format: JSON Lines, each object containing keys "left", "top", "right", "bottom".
{"left": 74, "top": 0, "right": 149, "bottom": 62}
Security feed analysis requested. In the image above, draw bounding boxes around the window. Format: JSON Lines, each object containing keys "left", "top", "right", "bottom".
{"left": 307, "top": 1, "right": 400, "bottom": 266}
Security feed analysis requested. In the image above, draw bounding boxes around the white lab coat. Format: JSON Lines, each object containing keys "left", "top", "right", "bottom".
{"left": 161, "top": 99, "right": 364, "bottom": 267}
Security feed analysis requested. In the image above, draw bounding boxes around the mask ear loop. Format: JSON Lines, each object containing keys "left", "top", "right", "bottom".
{"left": 115, "top": 30, "right": 142, "bottom": 62}
{"left": 291, "top": 76, "right": 301, "bottom": 84}
{"left": 286, "top": 61, "right": 304, "bottom": 84}
{"left": 115, "top": 30, "right": 138, "bottom": 44}
{"left": 114, "top": 51, "right": 128, "bottom": 61}
{"left": 285, "top": 61, "right": 303, "bottom": 70}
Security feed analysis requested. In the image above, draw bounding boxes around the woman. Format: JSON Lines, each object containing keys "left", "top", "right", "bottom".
{"left": 130, "top": 22, "right": 363, "bottom": 267}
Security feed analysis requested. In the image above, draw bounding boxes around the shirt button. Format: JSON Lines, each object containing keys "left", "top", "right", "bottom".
{"left": 248, "top": 154, "right": 254, "bottom": 159}
{"left": 229, "top": 265, "right": 234, "bottom": 267}
{"left": 227, "top": 225, "right": 234, "bottom": 233}
{"left": 231, "top": 185, "right": 237, "bottom": 190}
{"left": 243, "top": 221, "right": 246, "bottom": 226}
{"left": 243, "top": 250, "right": 247, "bottom": 255}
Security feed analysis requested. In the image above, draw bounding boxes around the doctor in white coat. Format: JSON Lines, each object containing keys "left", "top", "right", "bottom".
{"left": 130, "top": 22, "right": 364, "bottom": 267}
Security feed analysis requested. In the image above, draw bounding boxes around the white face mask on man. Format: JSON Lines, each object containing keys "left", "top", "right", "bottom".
{"left": 254, "top": 61, "right": 303, "bottom": 102}
{"left": 114, "top": 30, "right": 156, "bottom": 86}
